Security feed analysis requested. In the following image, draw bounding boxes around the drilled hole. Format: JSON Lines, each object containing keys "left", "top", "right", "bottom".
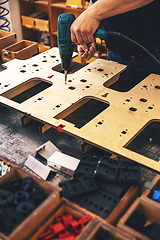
{"left": 32, "top": 64, "right": 38, "bottom": 67}
{"left": 140, "top": 98, "right": 147, "bottom": 102}
{"left": 80, "top": 79, "right": 87, "bottom": 83}
{"left": 20, "top": 70, "right": 26, "bottom": 73}
{"left": 68, "top": 86, "right": 75, "bottom": 90}
{"left": 121, "top": 131, "right": 127, "bottom": 134}
{"left": 129, "top": 107, "right": 137, "bottom": 112}
{"left": 97, "top": 68, "right": 104, "bottom": 72}
{"left": 155, "top": 85, "right": 160, "bottom": 89}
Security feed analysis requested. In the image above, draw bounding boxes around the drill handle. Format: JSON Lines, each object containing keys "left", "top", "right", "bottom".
{"left": 94, "top": 28, "right": 107, "bottom": 41}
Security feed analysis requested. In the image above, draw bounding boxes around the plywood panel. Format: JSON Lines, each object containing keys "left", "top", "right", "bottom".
{"left": 1, "top": 47, "right": 160, "bottom": 172}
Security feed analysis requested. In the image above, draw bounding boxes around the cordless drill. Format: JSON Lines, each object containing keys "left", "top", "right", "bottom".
{"left": 57, "top": 13, "right": 107, "bottom": 84}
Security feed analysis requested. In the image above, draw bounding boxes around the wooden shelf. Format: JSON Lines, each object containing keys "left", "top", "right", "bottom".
{"left": 19, "top": 0, "right": 86, "bottom": 47}
{"left": 20, "top": 0, "right": 48, "bottom": 5}
{"left": 51, "top": 1, "right": 84, "bottom": 12}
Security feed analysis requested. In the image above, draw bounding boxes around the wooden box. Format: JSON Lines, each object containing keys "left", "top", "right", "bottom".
{"left": 0, "top": 30, "right": 17, "bottom": 54}
{"left": 71, "top": 181, "right": 142, "bottom": 225}
{"left": 1, "top": 40, "right": 39, "bottom": 62}
{"left": 141, "top": 174, "right": 160, "bottom": 207}
{"left": 0, "top": 167, "right": 60, "bottom": 240}
{"left": 105, "top": 184, "right": 141, "bottom": 225}
{"left": 29, "top": 198, "right": 94, "bottom": 240}
{"left": 66, "top": 0, "right": 88, "bottom": 9}
{"left": 78, "top": 221, "right": 136, "bottom": 240}
{"left": 117, "top": 197, "right": 160, "bottom": 240}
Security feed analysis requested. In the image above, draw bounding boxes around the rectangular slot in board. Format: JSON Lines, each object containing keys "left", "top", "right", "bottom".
{"left": 55, "top": 97, "right": 109, "bottom": 129}
{"left": 52, "top": 61, "right": 88, "bottom": 74}
{"left": 1, "top": 78, "right": 52, "bottom": 103}
{"left": 125, "top": 120, "right": 160, "bottom": 162}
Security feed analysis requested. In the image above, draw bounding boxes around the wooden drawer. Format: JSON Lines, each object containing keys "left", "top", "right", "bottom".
{"left": 35, "top": 18, "right": 49, "bottom": 32}
{"left": 1, "top": 40, "right": 38, "bottom": 62}
{"left": 21, "top": 15, "right": 49, "bottom": 32}
{"left": 21, "top": 15, "right": 35, "bottom": 29}
{"left": 0, "top": 30, "right": 17, "bottom": 54}
{"left": 117, "top": 197, "right": 160, "bottom": 240}
{"left": 0, "top": 167, "right": 60, "bottom": 240}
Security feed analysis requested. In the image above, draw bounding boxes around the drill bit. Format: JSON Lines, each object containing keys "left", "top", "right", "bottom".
{"left": 65, "top": 70, "right": 67, "bottom": 84}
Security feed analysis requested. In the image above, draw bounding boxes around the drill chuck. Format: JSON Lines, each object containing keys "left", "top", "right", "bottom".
{"left": 59, "top": 51, "right": 73, "bottom": 71}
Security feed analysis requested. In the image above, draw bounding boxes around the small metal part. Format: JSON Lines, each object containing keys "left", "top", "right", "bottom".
{"left": 65, "top": 70, "right": 67, "bottom": 84}
{"left": 0, "top": 162, "right": 11, "bottom": 177}
{"left": 4, "top": 50, "right": 11, "bottom": 57}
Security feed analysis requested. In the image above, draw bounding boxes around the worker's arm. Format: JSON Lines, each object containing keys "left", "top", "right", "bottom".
{"left": 71, "top": 0, "right": 154, "bottom": 49}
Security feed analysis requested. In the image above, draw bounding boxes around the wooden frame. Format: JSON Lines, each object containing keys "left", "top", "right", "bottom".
{"left": 0, "top": 47, "right": 160, "bottom": 171}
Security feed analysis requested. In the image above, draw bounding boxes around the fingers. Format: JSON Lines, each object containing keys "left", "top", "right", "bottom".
{"left": 70, "top": 10, "right": 99, "bottom": 46}
{"left": 71, "top": 26, "right": 92, "bottom": 46}
{"left": 77, "top": 42, "right": 96, "bottom": 60}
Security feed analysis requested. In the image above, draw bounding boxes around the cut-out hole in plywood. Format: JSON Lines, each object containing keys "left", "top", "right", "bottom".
{"left": 52, "top": 61, "right": 88, "bottom": 74}
{"left": 55, "top": 97, "right": 110, "bottom": 129}
{"left": 125, "top": 121, "right": 160, "bottom": 162}
{"left": 1, "top": 78, "right": 52, "bottom": 103}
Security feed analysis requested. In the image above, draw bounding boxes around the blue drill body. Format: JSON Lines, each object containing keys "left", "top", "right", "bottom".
{"left": 57, "top": 13, "right": 107, "bottom": 79}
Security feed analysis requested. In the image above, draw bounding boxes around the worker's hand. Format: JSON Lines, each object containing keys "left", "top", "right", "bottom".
{"left": 77, "top": 41, "right": 96, "bottom": 60}
{"left": 70, "top": 8, "right": 100, "bottom": 46}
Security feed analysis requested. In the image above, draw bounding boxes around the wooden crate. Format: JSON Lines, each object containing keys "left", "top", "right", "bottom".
{"left": 78, "top": 220, "right": 136, "bottom": 240}
{"left": 117, "top": 197, "right": 160, "bottom": 240}
{"left": 29, "top": 198, "right": 94, "bottom": 240}
{"left": 0, "top": 167, "right": 61, "bottom": 240}
{"left": 141, "top": 174, "right": 160, "bottom": 207}
{"left": 70, "top": 179, "right": 142, "bottom": 225}
{"left": 0, "top": 30, "right": 17, "bottom": 55}
{"left": 106, "top": 182, "right": 142, "bottom": 225}
{"left": 1, "top": 40, "right": 39, "bottom": 62}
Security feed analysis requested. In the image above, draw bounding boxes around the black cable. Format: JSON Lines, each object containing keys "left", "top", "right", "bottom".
{"left": 106, "top": 31, "right": 160, "bottom": 66}
{"left": 0, "top": 0, "right": 10, "bottom": 31}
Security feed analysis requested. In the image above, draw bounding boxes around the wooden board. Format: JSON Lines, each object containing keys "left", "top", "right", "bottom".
{"left": 1, "top": 47, "right": 160, "bottom": 172}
